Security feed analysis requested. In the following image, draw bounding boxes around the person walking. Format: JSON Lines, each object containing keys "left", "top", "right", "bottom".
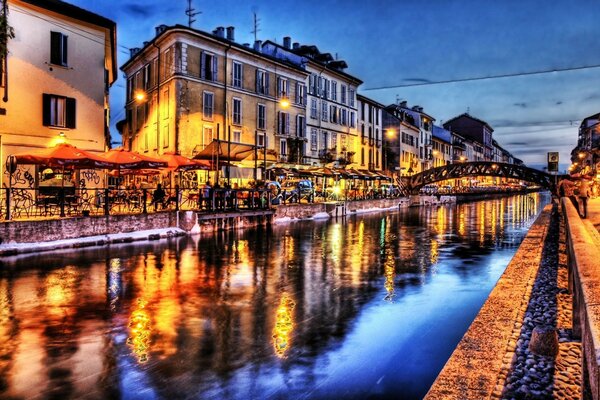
{"left": 578, "top": 176, "right": 591, "bottom": 218}
{"left": 557, "top": 176, "right": 580, "bottom": 216}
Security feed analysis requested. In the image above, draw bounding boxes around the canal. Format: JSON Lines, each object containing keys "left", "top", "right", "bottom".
{"left": 0, "top": 193, "right": 550, "bottom": 399}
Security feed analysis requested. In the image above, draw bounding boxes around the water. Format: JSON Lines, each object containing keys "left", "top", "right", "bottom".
{"left": 0, "top": 193, "right": 549, "bottom": 399}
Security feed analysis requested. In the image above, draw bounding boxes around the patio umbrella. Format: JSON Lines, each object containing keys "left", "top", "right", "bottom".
{"left": 12, "top": 143, "right": 116, "bottom": 169}
{"left": 99, "top": 148, "right": 167, "bottom": 170}
{"left": 159, "top": 152, "right": 211, "bottom": 171}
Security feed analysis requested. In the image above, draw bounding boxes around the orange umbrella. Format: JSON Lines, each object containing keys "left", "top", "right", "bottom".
{"left": 99, "top": 148, "right": 167, "bottom": 169}
{"left": 11, "top": 143, "right": 116, "bottom": 169}
{"left": 160, "top": 152, "right": 211, "bottom": 171}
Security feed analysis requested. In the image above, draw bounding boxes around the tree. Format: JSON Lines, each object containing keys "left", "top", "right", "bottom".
{"left": 0, "top": 0, "right": 14, "bottom": 58}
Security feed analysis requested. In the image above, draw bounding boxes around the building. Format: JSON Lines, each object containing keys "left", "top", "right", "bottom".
{"left": 1, "top": 0, "right": 116, "bottom": 185}
{"left": 431, "top": 125, "right": 452, "bottom": 168}
{"left": 383, "top": 101, "right": 435, "bottom": 175}
{"left": 572, "top": 112, "right": 599, "bottom": 174}
{"left": 262, "top": 39, "right": 362, "bottom": 169}
{"left": 356, "top": 94, "right": 383, "bottom": 172}
{"left": 443, "top": 113, "right": 494, "bottom": 161}
{"left": 121, "top": 26, "right": 308, "bottom": 185}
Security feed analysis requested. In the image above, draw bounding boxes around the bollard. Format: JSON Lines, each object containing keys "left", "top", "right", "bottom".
{"left": 529, "top": 325, "right": 558, "bottom": 357}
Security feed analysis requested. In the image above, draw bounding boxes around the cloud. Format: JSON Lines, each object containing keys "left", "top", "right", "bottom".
{"left": 402, "top": 78, "right": 432, "bottom": 83}
{"left": 507, "top": 142, "right": 528, "bottom": 146}
{"left": 584, "top": 93, "right": 600, "bottom": 101}
{"left": 556, "top": 101, "right": 563, "bottom": 105}
{"left": 513, "top": 102, "right": 528, "bottom": 108}
{"left": 123, "top": 4, "right": 154, "bottom": 17}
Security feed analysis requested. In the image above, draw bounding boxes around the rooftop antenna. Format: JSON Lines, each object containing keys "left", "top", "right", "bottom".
{"left": 185, "top": 0, "right": 201, "bottom": 28}
{"left": 251, "top": 11, "right": 261, "bottom": 42}
{"left": 466, "top": 106, "right": 470, "bottom": 114}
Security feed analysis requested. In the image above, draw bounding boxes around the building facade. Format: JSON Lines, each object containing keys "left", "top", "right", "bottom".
{"left": 1, "top": 0, "right": 116, "bottom": 183}
{"left": 121, "top": 25, "right": 308, "bottom": 184}
{"left": 443, "top": 113, "right": 494, "bottom": 161}
{"left": 357, "top": 94, "right": 383, "bottom": 172}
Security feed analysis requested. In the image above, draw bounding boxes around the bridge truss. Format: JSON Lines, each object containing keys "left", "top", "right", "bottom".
{"left": 401, "top": 162, "right": 557, "bottom": 194}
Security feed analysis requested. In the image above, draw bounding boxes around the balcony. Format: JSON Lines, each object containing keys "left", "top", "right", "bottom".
{"left": 278, "top": 154, "right": 288, "bottom": 163}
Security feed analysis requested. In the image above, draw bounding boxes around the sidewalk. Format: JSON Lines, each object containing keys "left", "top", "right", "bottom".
{"left": 587, "top": 197, "right": 600, "bottom": 234}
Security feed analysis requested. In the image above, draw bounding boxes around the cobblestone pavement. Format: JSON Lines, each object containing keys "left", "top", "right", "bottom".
{"left": 502, "top": 205, "right": 582, "bottom": 399}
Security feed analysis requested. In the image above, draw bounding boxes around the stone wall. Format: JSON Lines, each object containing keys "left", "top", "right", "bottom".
{"left": 562, "top": 198, "right": 600, "bottom": 399}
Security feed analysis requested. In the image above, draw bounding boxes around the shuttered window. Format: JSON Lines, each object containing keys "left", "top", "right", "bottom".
{"left": 200, "top": 52, "right": 218, "bottom": 81}
{"left": 50, "top": 32, "right": 68, "bottom": 66}
{"left": 43, "top": 94, "right": 75, "bottom": 128}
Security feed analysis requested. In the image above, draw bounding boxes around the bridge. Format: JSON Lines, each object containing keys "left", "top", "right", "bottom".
{"left": 399, "top": 161, "right": 558, "bottom": 194}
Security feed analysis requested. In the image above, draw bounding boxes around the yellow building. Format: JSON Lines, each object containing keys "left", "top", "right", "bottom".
{"left": 121, "top": 25, "right": 308, "bottom": 186}
{"left": 1, "top": 0, "right": 116, "bottom": 185}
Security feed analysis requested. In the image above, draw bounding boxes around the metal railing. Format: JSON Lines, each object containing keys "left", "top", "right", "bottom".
{"left": 0, "top": 187, "right": 272, "bottom": 221}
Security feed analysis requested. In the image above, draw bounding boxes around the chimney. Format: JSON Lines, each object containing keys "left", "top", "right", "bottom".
{"left": 418, "top": 106, "right": 424, "bottom": 112}
{"left": 215, "top": 26, "right": 225, "bottom": 38}
{"left": 155, "top": 24, "right": 168, "bottom": 36}
{"left": 292, "top": 42, "right": 300, "bottom": 50}
{"left": 143, "top": 41, "right": 150, "bottom": 47}
{"left": 226, "top": 26, "right": 235, "bottom": 41}
{"left": 412, "top": 105, "right": 420, "bottom": 111}
{"left": 243, "top": 43, "right": 250, "bottom": 48}
{"left": 129, "top": 47, "right": 141, "bottom": 57}
{"left": 283, "top": 36, "right": 292, "bottom": 49}
{"left": 253, "top": 40, "right": 262, "bottom": 52}
{"left": 400, "top": 100, "right": 407, "bottom": 108}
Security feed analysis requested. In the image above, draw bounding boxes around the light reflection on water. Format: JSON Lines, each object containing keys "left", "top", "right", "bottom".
{"left": 0, "top": 193, "right": 548, "bottom": 399}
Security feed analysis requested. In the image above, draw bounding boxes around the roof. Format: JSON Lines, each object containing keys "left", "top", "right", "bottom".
{"left": 357, "top": 94, "right": 386, "bottom": 109}
{"left": 193, "top": 140, "right": 257, "bottom": 162}
{"left": 443, "top": 113, "right": 494, "bottom": 132}
{"left": 432, "top": 125, "right": 452, "bottom": 144}
{"left": 121, "top": 25, "right": 308, "bottom": 75}
{"left": 20, "top": 0, "right": 117, "bottom": 83}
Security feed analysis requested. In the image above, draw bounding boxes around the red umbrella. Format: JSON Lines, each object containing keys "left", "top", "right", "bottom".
{"left": 12, "top": 143, "right": 116, "bottom": 169}
{"left": 159, "top": 152, "right": 211, "bottom": 171}
{"left": 99, "top": 148, "right": 167, "bottom": 169}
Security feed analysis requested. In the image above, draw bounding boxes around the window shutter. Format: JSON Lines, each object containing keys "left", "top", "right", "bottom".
{"left": 265, "top": 73, "right": 270, "bottom": 96}
{"left": 255, "top": 69, "right": 260, "bottom": 92}
{"left": 285, "top": 113, "right": 290, "bottom": 135}
{"left": 212, "top": 56, "right": 218, "bottom": 81}
{"left": 42, "top": 94, "right": 51, "bottom": 126}
{"left": 50, "top": 32, "right": 61, "bottom": 65}
{"left": 277, "top": 111, "right": 281, "bottom": 134}
{"left": 200, "top": 52, "right": 205, "bottom": 79}
{"left": 66, "top": 97, "right": 76, "bottom": 128}
{"left": 62, "top": 35, "right": 68, "bottom": 66}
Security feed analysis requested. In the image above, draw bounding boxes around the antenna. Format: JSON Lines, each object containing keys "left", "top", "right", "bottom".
{"left": 185, "top": 0, "right": 201, "bottom": 28}
{"left": 251, "top": 11, "right": 261, "bottom": 42}
{"left": 466, "top": 106, "right": 470, "bottom": 114}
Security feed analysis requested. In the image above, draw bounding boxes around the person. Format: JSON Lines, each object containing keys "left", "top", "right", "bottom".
{"left": 152, "top": 183, "right": 166, "bottom": 211}
{"left": 557, "top": 176, "right": 580, "bottom": 215}
{"left": 578, "top": 176, "right": 591, "bottom": 218}
{"left": 202, "top": 180, "right": 212, "bottom": 209}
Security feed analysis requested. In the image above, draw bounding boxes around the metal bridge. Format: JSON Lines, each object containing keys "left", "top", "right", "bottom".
{"left": 398, "top": 162, "right": 557, "bottom": 195}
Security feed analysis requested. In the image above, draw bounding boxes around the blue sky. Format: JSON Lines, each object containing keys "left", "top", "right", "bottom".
{"left": 70, "top": 0, "right": 600, "bottom": 170}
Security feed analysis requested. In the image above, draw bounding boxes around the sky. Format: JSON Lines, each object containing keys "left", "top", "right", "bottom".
{"left": 68, "top": 0, "right": 600, "bottom": 171}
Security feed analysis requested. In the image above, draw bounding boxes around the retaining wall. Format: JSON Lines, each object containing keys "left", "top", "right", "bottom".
{"left": 562, "top": 198, "right": 600, "bottom": 399}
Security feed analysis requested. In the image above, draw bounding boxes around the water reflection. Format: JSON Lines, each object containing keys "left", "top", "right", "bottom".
{"left": 0, "top": 193, "right": 548, "bottom": 399}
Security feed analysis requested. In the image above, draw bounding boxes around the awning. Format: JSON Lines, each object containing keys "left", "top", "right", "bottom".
{"left": 193, "top": 140, "right": 257, "bottom": 162}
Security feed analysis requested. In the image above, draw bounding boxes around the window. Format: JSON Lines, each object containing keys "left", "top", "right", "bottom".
{"left": 255, "top": 69, "right": 269, "bottom": 95}
{"left": 331, "top": 81, "right": 337, "bottom": 101}
{"left": 321, "top": 101, "right": 328, "bottom": 121}
{"left": 162, "top": 88, "right": 169, "bottom": 118}
{"left": 201, "top": 52, "right": 218, "bottom": 81}
{"left": 310, "top": 73, "right": 318, "bottom": 95}
{"left": 295, "top": 83, "right": 306, "bottom": 105}
{"left": 340, "top": 85, "right": 347, "bottom": 104}
{"left": 341, "top": 109, "right": 347, "bottom": 126}
{"left": 361, "top": 148, "right": 365, "bottom": 165}
{"left": 50, "top": 31, "right": 68, "bottom": 66}
{"left": 43, "top": 94, "right": 75, "bottom": 128}
{"left": 233, "top": 62, "right": 243, "bottom": 88}
{"left": 310, "top": 98, "right": 318, "bottom": 119}
{"left": 280, "top": 139, "right": 287, "bottom": 156}
{"left": 143, "top": 63, "right": 153, "bottom": 90}
{"left": 331, "top": 132, "right": 337, "bottom": 149}
{"left": 257, "top": 104, "right": 266, "bottom": 130}
{"left": 349, "top": 89, "right": 355, "bottom": 107}
{"left": 311, "top": 129, "right": 318, "bottom": 151}
{"left": 127, "top": 78, "right": 133, "bottom": 101}
{"left": 296, "top": 115, "right": 306, "bottom": 137}
{"left": 350, "top": 111, "right": 356, "bottom": 128}
{"left": 257, "top": 133, "right": 266, "bottom": 148}
{"left": 203, "top": 91, "right": 214, "bottom": 120}
{"left": 277, "top": 77, "right": 289, "bottom": 98}
{"left": 321, "top": 131, "right": 328, "bottom": 150}
{"left": 341, "top": 134, "right": 347, "bottom": 150}
{"left": 233, "top": 130, "right": 241, "bottom": 142}
{"left": 232, "top": 98, "right": 242, "bottom": 125}
{"left": 330, "top": 105, "right": 337, "bottom": 123}
{"left": 203, "top": 125, "right": 214, "bottom": 147}
{"left": 277, "top": 112, "right": 290, "bottom": 135}
{"left": 163, "top": 123, "right": 169, "bottom": 148}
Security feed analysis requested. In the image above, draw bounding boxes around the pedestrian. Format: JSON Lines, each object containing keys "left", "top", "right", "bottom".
{"left": 578, "top": 176, "right": 591, "bottom": 218}
{"left": 202, "top": 180, "right": 212, "bottom": 209}
{"left": 152, "top": 183, "right": 166, "bottom": 211}
{"left": 557, "top": 176, "right": 580, "bottom": 215}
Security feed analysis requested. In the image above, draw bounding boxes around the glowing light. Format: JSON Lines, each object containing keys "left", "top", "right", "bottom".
{"left": 279, "top": 93, "right": 290, "bottom": 109}
{"left": 578, "top": 152, "right": 586, "bottom": 159}
{"left": 127, "top": 298, "right": 152, "bottom": 363}
{"left": 272, "top": 294, "right": 295, "bottom": 358}
{"left": 383, "top": 257, "right": 395, "bottom": 302}
{"left": 135, "top": 91, "right": 147, "bottom": 102}
{"left": 386, "top": 129, "right": 396, "bottom": 139}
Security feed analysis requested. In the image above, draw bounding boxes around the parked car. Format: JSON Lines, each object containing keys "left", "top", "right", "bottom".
{"left": 379, "top": 183, "right": 402, "bottom": 197}
{"left": 282, "top": 179, "right": 315, "bottom": 203}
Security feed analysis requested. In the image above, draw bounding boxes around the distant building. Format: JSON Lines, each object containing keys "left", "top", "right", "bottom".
{"left": 1, "top": 0, "right": 116, "bottom": 183}
{"left": 443, "top": 113, "right": 494, "bottom": 161}
{"left": 431, "top": 126, "right": 452, "bottom": 168}
{"left": 356, "top": 94, "right": 383, "bottom": 172}
{"left": 572, "top": 112, "right": 599, "bottom": 171}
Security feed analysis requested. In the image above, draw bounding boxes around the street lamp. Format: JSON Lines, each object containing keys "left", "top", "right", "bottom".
{"left": 279, "top": 92, "right": 290, "bottom": 109}
{"left": 134, "top": 90, "right": 147, "bottom": 103}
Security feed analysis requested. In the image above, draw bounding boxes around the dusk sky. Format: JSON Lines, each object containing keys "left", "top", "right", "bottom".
{"left": 69, "top": 0, "right": 600, "bottom": 170}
